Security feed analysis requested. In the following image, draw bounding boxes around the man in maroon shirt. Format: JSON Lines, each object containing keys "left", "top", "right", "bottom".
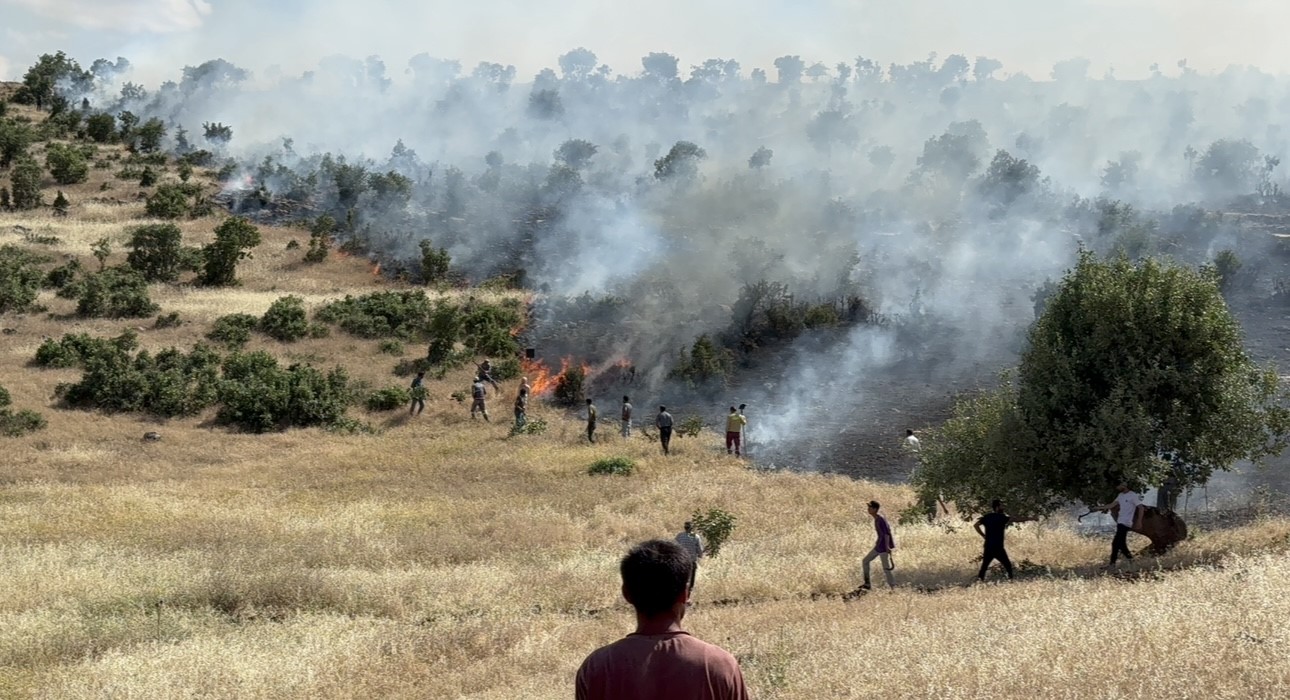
{"left": 575, "top": 540, "right": 749, "bottom": 700}
{"left": 861, "top": 500, "right": 896, "bottom": 590}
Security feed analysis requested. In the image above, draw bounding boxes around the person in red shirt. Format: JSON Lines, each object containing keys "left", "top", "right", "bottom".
{"left": 575, "top": 540, "right": 748, "bottom": 700}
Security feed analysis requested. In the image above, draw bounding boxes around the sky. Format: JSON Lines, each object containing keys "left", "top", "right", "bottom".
{"left": 1, "top": 0, "right": 1288, "bottom": 83}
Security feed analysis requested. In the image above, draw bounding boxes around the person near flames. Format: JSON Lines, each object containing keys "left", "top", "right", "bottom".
{"left": 656, "top": 406, "right": 674, "bottom": 455}
{"left": 470, "top": 376, "right": 489, "bottom": 421}
{"left": 476, "top": 359, "right": 501, "bottom": 392}
{"left": 513, "top": 382, "right": 528, "bottom": 431}
{"left": 621, "top": 395, "right": 633, "bottom": 439}
{"left": 725, "top": 406, "right": 747, "bottom": 457}
{"left": 586, "top": 398, "right": 599, "bottom": 443}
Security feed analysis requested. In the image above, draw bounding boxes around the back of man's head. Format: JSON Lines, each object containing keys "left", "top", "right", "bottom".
{"left": 992, "top": 499, "right": 1002, "bottom": 510}
{"left": 621, "top": 539, "right": 690, "bottom": 618}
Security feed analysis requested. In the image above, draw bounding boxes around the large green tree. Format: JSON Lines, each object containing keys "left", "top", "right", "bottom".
{"left": 200, "top": 217, "right": 262, "bottom": 286}
{"left": 916, "top": 252, "right": 1290, "bottom": 517}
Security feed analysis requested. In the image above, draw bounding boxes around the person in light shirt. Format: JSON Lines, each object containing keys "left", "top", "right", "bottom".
{"left": 1094, "top": 482, "right": 1143, "bottom": 568}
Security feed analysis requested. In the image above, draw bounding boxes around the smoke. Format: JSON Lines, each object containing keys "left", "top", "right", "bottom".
{"left": 28, "top": 35, "right": 1290, "bottom": 474}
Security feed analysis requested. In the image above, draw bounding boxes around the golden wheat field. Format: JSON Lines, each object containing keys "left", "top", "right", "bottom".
{"left": 3, "top": 134, "right": 1290, "bottom": 699}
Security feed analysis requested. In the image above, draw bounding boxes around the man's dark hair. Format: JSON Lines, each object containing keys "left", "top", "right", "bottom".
{"left": 659, "top": 405, "right": 667, "bottom": 412}
{"left": 992, "top": 499, "right": 1002, "bottom": 510}
{"left": 623, "top": 395, "right": 630, "bottom": 402}
{"left": 868, "top": 500, "right": 881, "bottom": 510}
{"left": 621, "top": 539, "right": 691, "bottom": 617}
{"left": 906, "top": 428, "right": 914, "bottom": 436}
{"left": 684, "top": 521, "right": 693, "bottom": 530}
{"left": 586, "top": 398, "right": 593, "bottom": 404}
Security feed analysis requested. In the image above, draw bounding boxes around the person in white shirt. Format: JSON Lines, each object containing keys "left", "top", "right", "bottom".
{"left": 903, "top": 429, "right": 921, "bottom": 452}
{"left": 1095, "top": 483, "right": 1142, "bottom": 567}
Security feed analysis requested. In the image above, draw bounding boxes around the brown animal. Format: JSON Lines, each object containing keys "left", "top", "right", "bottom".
{"left": 1109, "top": 503, "right": 1188, "bottom": 553}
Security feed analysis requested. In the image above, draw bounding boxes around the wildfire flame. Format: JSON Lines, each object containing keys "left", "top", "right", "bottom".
{"left": 521, "top": 356, "right": 594, "bottom": 396}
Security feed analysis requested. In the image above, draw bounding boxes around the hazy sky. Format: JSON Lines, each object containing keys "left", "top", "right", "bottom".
{"left": 1, "top": 0, "right": 1287, "bottom": 83}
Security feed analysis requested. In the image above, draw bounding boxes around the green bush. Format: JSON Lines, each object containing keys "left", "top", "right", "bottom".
{"left": 60, "top": 343, "right": 221, "bottom": 418}
{"left": 588, "top": 456, "right": 636, "bottom": 476}
{"left": 419, "top": 240, "right": 451, "bottom": 284}
{"left": 75, "top": 268, "right": 159, "bottom": 318}
{"left": 125, "top": 223, "right": 184, "bottom": 282}
{"left": 10, "top": 156, "right": 43, "bottom": 210}
{"left": 0, "top": 245, "right": 46, "bottom": 312}
{"left": 676, "top": 415, "right": 705, "bottom": 438}
{"left": 1213, "top": 249, "right": 1243, "bottom": 292}
{"left": 215, "top": 352, "right": 352, "bottom": 432}
{"left": 154, "top": 312, "right": 182, "bottom": 329}
{"left": 260, "top": 295, "right": 309, "bottom": 342}
{"left": 0, "top": 409, "right": 46, "bottom": 437}
{"left": 690, "top": 508, "right": 737, "bottom": 556}
{"left": 305, "top": 215, "right": 334, "bottom": 264}
{"left": 510, "top": 417, "right": 548, "bottom": 436}
{"left": 139, "top": 166, "right": 158, "bottom": 187}
{"left": 315, "top": 290, "right": 434, "bottom": 339}
{"left": 45, "top": 142, "right": 88, "bottom": 184}
{"left": 491, "top": 356, "right": 521, "bottom": 381}
{"left": 366, "top": 386, "right": 411, "bottom": 411}
{"left": 670, "top": 334, "right": 733, "bottom": 387}
{"left": 803, "top": 303, "right": 841, "bottom": 328}
{"left": 199, "top": 217, "right": 261, "bottom": 286}
{"left": 33, "top": 330, "right": 138, "bottom": 369}
{"left": 377, "top": 340, "right": 405, "bottom": 355}
{"left": 207, "top": 313, "right": 259, "bottom": 348}
{"left": 145, "top": 183, "right": 190, "bottom": 219}
{"left": 43, "top": 258, "right": 82, "bottom": 289}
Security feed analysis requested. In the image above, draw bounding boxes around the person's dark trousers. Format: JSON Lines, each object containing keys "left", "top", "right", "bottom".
{"left": 587, "top": 425, "right": 596, "bottom": 443}
{"left": 688, "top": 561, "right": 697, "bottom": 593}
{"left": 1110, "top": 524, "right": 1134, "bottom": 564}
{"left": 725, "top": 431, "right": 741, "bottom": 456}
{"left": 979, "top": 546, "right": 1014, "bottom": 580}
{"left": 659, "top": 426, "right": 673, "bottom": 455}
{"left": 409, "top": 399, "right": 424, "bottom": 415}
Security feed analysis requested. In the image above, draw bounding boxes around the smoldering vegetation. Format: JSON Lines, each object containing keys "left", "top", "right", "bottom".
{"left": 32, "top": 49, "right": 1290, "bottom": 472}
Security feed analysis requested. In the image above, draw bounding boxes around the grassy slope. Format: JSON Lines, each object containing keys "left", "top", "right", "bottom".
{"left": 2, "top": 98, "right": 1290, "bottom": 699}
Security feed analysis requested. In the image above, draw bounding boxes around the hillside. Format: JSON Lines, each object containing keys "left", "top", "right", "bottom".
{"left": 4, "top": 75, "right": 1290, "bottom": 699}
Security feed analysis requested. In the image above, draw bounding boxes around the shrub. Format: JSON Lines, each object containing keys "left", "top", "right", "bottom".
{"left": 260, "top": 295, "right": 309, "bottom": 342}
{"left": 588, "top": 456, "right": 636, "bottom": 476}
{"left": 215, "top": 351, "right": 352, "bottom": 432}
{"left": 1213, "top": 249, "right": 1243, "bottom": 292}
{"left": 366, "top": 386, "right": 410, "bottom": 411}
{"left": 803, "top": 303, "right": 841, "bottom": 328}
{"left": 10, "top": 156, "right": 43, "bottom": 210}
{"left": 207, "top": 313, "right": 259, "bottom": 348}
{"left": 126, "top": 223, "right": 184, "bottom": 282}
{"left": 553, "top": 364, "right": 586, "bottom": 408}
{"left": 315, "top": 290, "right": 433, "bottom": 339}
{"left": 60, "top": 342, "right": 221, "bottom": 417}
{"left": 33, "top": 331, "right": 138, "bottom": 369}
{"left": 178, "top": 161, "right": 193, "bottom": 182}
{"left": 52, "top": 190, "right": 69, "bottom": 216}
{"left": 45, "top": 142, "right": 89, "bottom": 184}
{"left": 491, "top": 356, "right": 521, "bottom": 381}
{"left": 0, "top": 409, "right": 46, "bottom": 437}
{"left": 511, "top": 416, "right": 549, "bottom": 436}
{"left": 690, "top": 509, "right": 736, "bottom": 556}
{"left": 0, "top": 245, "right": 46, "bottom": 312}
{"left": 75, "top": 268, "right": 159, "bottom": 318}
{"left": 676, "top": 415, "right": 705, "bottom": 438}
{"left": 43, "top": 258, "right": 82, "bottom": 289}
{"left": 199, "top": 217, "right": 261, "bottom": 286}
{"left": 377, "top": 340, "right": 404, "bottom": 355}
{"left": 139, "top": 166, "right": 158, "bottom": 187}
{"left": 145, "top": 183, "right": 190, "bottom": 219}
{"left": 155, "top": 312, "right": 182, "bottom": 329}
{"left": 670, "top": 334, "right": 733, "bottom": 387}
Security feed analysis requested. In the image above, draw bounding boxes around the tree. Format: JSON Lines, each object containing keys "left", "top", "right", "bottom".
{"left": 654, "top": 141, "right": 706, "bottom": 180}
{"left": 203, "top": 122, "right": 233, "bottom": 146}
{"left": 773, "top": 55, "right": 805, "bottom": 84}
{"left": 200, "top": 217, "right": 262, "bottom": 286}
{"left": 973, "top": 56, "right": 1003, "bottom": 81}
{"left": 554, "top": 139, "right": 598, "bottom": 169}
{"left": 558, "top": 48, "right": 598, "bottom": 80}
{"left": 86, "top": 112, "right": 116, "bottom": 143}
{"left": 145, "top": 184, "right": 190, "bottom": 219}
{"left": 10, "top": 156, "right": 43, "bottom": 210}
{"left": 304, "top": 214, "right": 334, "bottom": 264}
{"left": 915, "top": 253, "right": 1290, "bottom": 518}
{"left": 14, "top": 52, "right": 90, "bottom": 110}
{"left": 0, "top": 118, "right": 33, "bottom": 167}
{"left": 527, "top": 88, "right": 564, "bottom": 120}
{"left": 91, "top": 237, "right": 112, "bottom": 271}
{"left": 136, "top": 118, "right": 167, "bottom": 153}
{"left": 419, "top": 240, "right": 451, "bottom": 284}
{"left": 748, "top": 146, "right": 773, "bottom": 169}
{"left": 977, "top": 150, "right": 1042, "bottom": 206}
{"left": 641, "top": 53, "right": 679, "bottom": 81}
{"left": 45, "top": 143, "right": 89, "bottom": 185}
{"left": 1194, "top": 139, "right": 1263, "bottom": 199}
{"left": 126, "top": 223, "right": 184, "bottom": 281}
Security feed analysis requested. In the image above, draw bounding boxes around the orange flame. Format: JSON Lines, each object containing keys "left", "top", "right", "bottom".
{"left": 521, "top": 356, "right": 595, "bottom": 396}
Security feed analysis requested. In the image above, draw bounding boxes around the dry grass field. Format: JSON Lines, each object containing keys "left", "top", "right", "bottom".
{"left": 3, "top": 100, "right": 1290, "bottom": 698}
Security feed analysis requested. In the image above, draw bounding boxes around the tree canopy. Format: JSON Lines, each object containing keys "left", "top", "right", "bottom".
{"left": 915, "top": 252, "right": 1290, "bottom": 517}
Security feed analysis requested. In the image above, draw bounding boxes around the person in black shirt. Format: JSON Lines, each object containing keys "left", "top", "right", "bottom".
{"left": 974, "top": 499, "right": 1014, "bottom": 581}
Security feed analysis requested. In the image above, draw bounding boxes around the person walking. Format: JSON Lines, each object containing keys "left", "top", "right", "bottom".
{"left": 675, "top": 521, "right": 704, "bottom": 594}
{"left": 574, "top": 540, "right": 748, "bottom": 700}
{"left": 470, "top": 376, "right": 489, "bottom": 421}
{"left": 477, "top": 358, "right": 501, "bottom": 392}
{"left": 586, "top": 398, "right": 598, "bottom": 443}
{"left": 621, "top": 395, "right": 633, "bottom": 439}
{"left": 903, "top": 428, "right": 921, "bottom": 452}
{"left": 725, "top": 406, "right": 747, "bottom": 457}
{"left": 860, "top": 500, "right": 896, "bottom": 590}
{"left": 408, "top": 371, "right": 426, "bottom": 416}
{"left": 974, "top": 499, "right": 1014, "bottom": 581}
{"left": 1095, "top": 483, "right": 1142, "bottom": 568}
{"left": 656, "top": 406, "right": 674, "bottom": 455}
{"left": 738, "top": 403, "right": 748, "bottom": 452}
